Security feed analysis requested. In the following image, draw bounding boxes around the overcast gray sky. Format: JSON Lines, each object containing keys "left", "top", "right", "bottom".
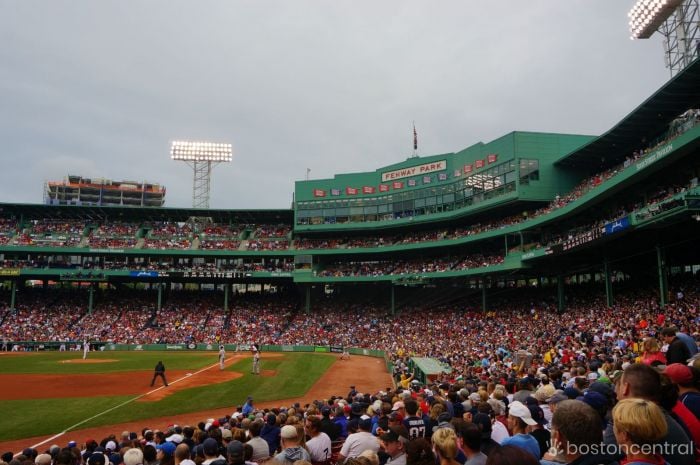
{"left": 0, "top": 1, "right": 671, "bottom": 209}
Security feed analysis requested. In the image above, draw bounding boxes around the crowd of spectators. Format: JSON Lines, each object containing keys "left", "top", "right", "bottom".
{"left": 200, "top": 240, "right": 241, "bottom": 251}
{"left": 317, "top": 254, "right": 504, "bottom": 278}
{"left": 0, "top": 219, "right": 17, "bottom": 245}
{"left": 3, "top": 277, "right": 700, "bottom": 464}
{"left": 253, "top": 225, "right": 291, "bottom": 239}
{"left": 2, "top": 278, "right": 698, "bottom": 370}
{"left": 247, "top": 240, "right": 290, "bottom": 251}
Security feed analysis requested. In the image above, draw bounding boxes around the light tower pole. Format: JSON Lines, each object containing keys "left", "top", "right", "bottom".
{"left": 171, "top": 140, "right": 232, "bottom": 209}
{"left": 628, "top": 0, "right": 700, "bottom": 77}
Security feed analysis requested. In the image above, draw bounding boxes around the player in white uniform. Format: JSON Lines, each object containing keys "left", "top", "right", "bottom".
{"left": 82, "top": 340, "right": 90, "bottom": 359}
{"left": 252, "top": 345, "right": 260, "bottom": 374}
{"left": 219, "top": 344, "right": 226, "bottom": 370}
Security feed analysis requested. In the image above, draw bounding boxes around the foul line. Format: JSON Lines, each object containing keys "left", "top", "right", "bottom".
{"left": 22, "top": 360, "right": 225, "bottom": 454}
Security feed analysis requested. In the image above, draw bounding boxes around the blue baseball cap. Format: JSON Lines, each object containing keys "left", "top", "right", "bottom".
{"left": 156, "top": 442, "right": 177, "bottom": 456}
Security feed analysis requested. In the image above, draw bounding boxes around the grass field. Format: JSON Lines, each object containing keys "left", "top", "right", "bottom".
{"left": 0, "top": 351, "right": 335, "bottom": 441}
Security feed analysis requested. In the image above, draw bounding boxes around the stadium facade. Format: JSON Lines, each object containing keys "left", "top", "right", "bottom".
{"left": 1, "top": 59, "right": 699, "bottom": 330}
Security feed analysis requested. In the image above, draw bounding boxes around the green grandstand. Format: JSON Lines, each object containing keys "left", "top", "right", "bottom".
{"left": 0, "top": 58, "right": 698, "bottom": 320}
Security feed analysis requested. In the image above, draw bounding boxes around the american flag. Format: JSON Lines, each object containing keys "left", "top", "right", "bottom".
{"left": 413, "top": 124, "right": 418, "bottom": 151}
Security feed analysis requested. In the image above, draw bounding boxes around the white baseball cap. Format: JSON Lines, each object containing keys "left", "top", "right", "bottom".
{"left": 508, "top": 401, "right": 537, "bottom": 426}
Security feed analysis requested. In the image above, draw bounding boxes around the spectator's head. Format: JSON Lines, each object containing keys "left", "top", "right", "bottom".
{"left": 457, "top": 423, "right": 481, "bottom": 454}
{"left": 664, "top": 363, "right": 695, "bottom": 388}
{"left": 405, "top": 438, "right": 434, "bottom": 465}
{"left": 249, "top": 419, "right": 263, "bottom": 438}
{"left": 201, "top": 438, "right": 219, "bottom": 459}
{"left": 226, "top": 441, "right": 244, "bottom": 465}
{"left": 506, "top": 401, "right": 537, "bottom": 432}
{"left": 379, "top": 426, "right": 409, "bottom": 459}
{"left": 123, "top": 448, "right": 144, "bottom": 465}
{"left": 304, "top": 416, "right": 321, "bottom": 436}
{"left": 612, "top": 398, "right": 667, "bottom": 453}
{"left": 431, "top": 427, "right": 458, "bottom": 461}
{"left": 616, "top": 363, "right": 661, "bottom": 402}
{"left": 550, "top": 400, "right": 602, "bottom": 461}
{"left": 280, "top": 425, "right": 300, "bottom": 447}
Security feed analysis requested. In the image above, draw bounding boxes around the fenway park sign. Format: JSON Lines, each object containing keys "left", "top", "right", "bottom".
{"left": 381, "top": 160, "right": 446, "bottom": 182}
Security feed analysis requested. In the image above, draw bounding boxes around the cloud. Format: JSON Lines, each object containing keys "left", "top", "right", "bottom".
{"left": 0, "top": 1, "right": 672, "bottom": 209}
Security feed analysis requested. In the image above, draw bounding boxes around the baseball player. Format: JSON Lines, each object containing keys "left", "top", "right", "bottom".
{"left": 82, "top": 340, "right": 90, "bottom": 359}
{"left": 252, "top": 345, "right": 260, "bottom": 375}
{"left": 219, "top": 344, "right": 226, "bottom": 370}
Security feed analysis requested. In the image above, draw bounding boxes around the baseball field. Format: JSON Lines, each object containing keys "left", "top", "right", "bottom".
{"left": 0, "top": 350, "right": 393, "bottom": 453}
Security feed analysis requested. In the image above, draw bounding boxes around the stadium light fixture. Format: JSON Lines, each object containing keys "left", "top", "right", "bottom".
{"left": 171, "top": 141, "right": 233, "bottom": 162}
{"left": 628, "top": 0, "right": 684, "bottom": 39}
{"left": 171, "top": 140, "right": 232, "bottom": 209}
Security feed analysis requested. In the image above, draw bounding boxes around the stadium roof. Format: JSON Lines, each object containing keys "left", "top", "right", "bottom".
{"left": 0, "top": 203, "right": 293, "bottom": 224}
{"left": 556, "top": 57, "right": 700, "bottom": 169}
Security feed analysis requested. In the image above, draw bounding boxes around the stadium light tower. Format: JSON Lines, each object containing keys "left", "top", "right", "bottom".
{"left": 628, "top": 0, "right": 700, "bottom": 77}
{"left": 171, "top": 140, "right": 232, "bottom": 209}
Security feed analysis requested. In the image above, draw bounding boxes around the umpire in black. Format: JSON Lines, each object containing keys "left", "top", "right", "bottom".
{"left": 151, "top": 361, "right": 168, "bottom": 387}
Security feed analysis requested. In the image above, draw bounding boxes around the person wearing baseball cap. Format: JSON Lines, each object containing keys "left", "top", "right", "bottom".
{"left": 338, "top": 415, "right": 379, "bottom": 462}
{"left": 501, "top": 401, "right": 540, "bottom": 459}
{"left": 379, "top": 426, "right": 409, "bottom": 465}
{"left": 665, "top": 363, "right": 700, "bottom": 418}
{"left": 274, "top": 425, "right": 311, "bottom": 464}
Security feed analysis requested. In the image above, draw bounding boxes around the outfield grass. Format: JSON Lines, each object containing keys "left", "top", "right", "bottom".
{"left": 0, "top": 352, "right": 334, "bottom": 441}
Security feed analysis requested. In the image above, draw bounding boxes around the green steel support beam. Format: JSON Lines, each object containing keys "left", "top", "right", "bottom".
{"left": 88, "top": 284, "right": 94, "bottom": 314}
{"left": 10, "top": 281, "right": 16, "bottom": 309}
{"left": 224, "top": 283, "right": 229, "bottom": 312}
{"left": 657, "top": 245, "right": 668, "bottom": 308}
{"left": 604, "top": 260, "right": 613, "bottom": 308}
{"left": 557, "top": 275, "right": 565, "bottom": 313}
{"left": 157, "top": 283, "right": 163, "bottom": 312}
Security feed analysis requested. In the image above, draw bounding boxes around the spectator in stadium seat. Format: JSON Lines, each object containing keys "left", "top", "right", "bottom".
{"left": 338, "top": 416, "right": 379, "bottom": 462}
{"left": 541, "top": 399, "right": 616, "bottom": 465}
{"left": 274, "top": 425, "right": 311, "bottom": 465}
{"left": 614, "top": 363, "right": 694, "bottom": 465}
{"left": 402, "top": 400, "right": 427, "bottom": 440}
{"left": 500, "top": 401, "right": 540, "bottom": 459}
{"left": 261, "top": 413, "right": 281, "bottom": 457}
{"left": 247, "top": 419, "right": 271, "bottom": 463}
{"left": 641, "top": 337, "right": 666, "bottom": 366}
{"left": 665, "top": 364, "right": 700, "bottom": 418}
{"left": 304, "top": 415, "right": 332, "bottom": 464}
{"left": 431, "top": 427, "right": 462, "bottom": 465}
{"left": 457, "top": 423, "right": 488, "bottom": 465}
{"left": 404, "top": 438, "right": 434, "bottom": 465}
{"left": 662, "top": 327, "right": 691, "bottom": 365}
{"left": 612, "top": 398, "right": 670, "bottom": 465}
{"left": 320, "top": 405, "right": 341, "bottom": 441}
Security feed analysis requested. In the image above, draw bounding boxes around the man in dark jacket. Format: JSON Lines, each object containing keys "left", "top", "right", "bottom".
{"left": 151, "top": 361, "right": 168, "bottom": 387}
{"left": 663, "top": 327, "right": 691, "bottom": 365}
{"left": 260, "top": 413, "right": 281, "bottom": 456}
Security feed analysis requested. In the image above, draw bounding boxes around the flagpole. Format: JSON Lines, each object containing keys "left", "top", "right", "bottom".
{"left": 412, "top": 121, "right": 418, "bottom": 158}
